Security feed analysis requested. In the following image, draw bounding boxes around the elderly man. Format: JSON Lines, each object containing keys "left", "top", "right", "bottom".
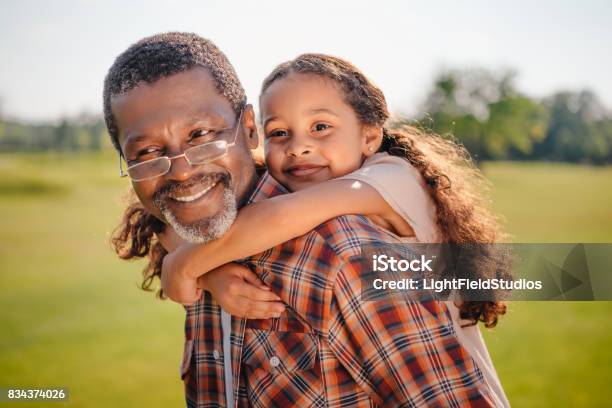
{"left": 104, "top": 32, "right": 493, "bottom": 407}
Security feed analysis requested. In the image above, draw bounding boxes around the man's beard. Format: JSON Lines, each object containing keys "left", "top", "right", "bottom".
{"left": 152, "top": 172, "right": 238, "bottom": 244}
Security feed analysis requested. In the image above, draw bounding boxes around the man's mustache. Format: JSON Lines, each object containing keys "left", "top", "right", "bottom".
{"left": 152, "top": 172, "right": 231, "bottom": 204}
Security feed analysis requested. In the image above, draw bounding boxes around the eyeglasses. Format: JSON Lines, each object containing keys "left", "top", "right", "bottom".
{"left": 119, "top": 108, "right": 244, "bottom": 182}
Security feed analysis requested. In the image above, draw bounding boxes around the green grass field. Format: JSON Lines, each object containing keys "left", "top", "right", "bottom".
{"left": 0, "top": 153, "right": 611, "bottom": 407}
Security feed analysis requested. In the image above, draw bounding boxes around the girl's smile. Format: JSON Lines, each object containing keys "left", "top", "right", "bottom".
{"left": 283, "top": 161, "right": 329, "bottom": 178}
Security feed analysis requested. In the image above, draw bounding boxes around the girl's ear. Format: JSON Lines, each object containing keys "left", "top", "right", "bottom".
{"left": 242, "top": 104, "right": 259, "bottom": 150}
{"left": 361, "top": 125, "right": 383, "bottom": 157}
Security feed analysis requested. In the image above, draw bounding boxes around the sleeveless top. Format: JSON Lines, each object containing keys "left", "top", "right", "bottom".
{"left": 339, "top": 152, "right": 510, "bottom": 408}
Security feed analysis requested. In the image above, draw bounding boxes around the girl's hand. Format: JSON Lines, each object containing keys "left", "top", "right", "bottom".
{"left": 198, "top": 263, "right": 286, "bottom": 319}
{"left": 161, "top": 247, "right": 202, "bottom": 305}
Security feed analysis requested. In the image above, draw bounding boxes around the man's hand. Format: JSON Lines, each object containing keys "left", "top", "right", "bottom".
{"left": 198, "top": 263, "right": 286, "bottom": 319}
{"left": 161, "top": 247, "right": 202, "bottom": 305}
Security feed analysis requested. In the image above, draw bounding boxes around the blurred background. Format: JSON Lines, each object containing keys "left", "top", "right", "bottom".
{"left": 1, "top": 0, "right": 611, "bottom": 406}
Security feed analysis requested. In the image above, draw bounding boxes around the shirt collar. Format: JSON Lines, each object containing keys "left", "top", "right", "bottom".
{"left": 246, "top": 171, "right": 289, "bottom": 204}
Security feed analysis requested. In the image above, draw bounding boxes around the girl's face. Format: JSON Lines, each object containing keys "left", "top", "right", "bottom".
{"left": 260, "top": 73, "right": 380, "bottom": 191}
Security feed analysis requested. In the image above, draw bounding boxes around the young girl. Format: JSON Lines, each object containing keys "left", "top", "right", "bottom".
{"left": 120, "top": 54, "right": 510, "bottom": 406}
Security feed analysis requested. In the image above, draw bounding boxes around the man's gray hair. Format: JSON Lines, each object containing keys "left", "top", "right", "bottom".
{"left": 103, "top": 32, "right": 246, "bottom": 152}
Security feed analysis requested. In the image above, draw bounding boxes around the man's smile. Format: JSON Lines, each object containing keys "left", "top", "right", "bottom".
{"left": 163, "top": 180, "right": 226, "bottom": 216}
{"left": 170, "top": 181, "right": 219, "bottom": 203}
{"left": 152, "top": 172, "right": 232, "bottom": 224}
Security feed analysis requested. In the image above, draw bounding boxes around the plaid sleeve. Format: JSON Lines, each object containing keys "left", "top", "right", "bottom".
{"left": 326, "top": 250, "right": 494, "bottom": 407}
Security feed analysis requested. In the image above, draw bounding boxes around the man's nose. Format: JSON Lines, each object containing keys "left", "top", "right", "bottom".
{"left": 165, "top": 154, "right": 197, "bottom": 182}
{"left": 286, "top": 133, "right": 314, "bottom": 157}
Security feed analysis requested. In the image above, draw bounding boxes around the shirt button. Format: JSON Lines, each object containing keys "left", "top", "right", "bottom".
{"left": 269, "top": 356, "right": 280, "bottom": 368}
{"left": 213, "top": 350, "right": 220, "bottom": 360}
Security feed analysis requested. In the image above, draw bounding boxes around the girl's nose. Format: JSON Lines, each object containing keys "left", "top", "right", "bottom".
{"left": 286, "top": 133, "right": 313, "bottom": 157}
{"left": 287, "top": 147, "right": 311, "bottom": 157}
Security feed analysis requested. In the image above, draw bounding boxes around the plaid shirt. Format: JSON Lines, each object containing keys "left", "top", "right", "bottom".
{"left": 182, "top": 172, "right": 494, "bottom": 407}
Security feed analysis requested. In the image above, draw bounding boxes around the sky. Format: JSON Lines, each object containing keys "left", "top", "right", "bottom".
{"left": 0, "top": 0, "right": 611, "bottom": 122}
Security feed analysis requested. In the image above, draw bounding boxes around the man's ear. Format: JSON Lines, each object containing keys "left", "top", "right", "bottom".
{"left": 242, "top": 104, "right": 259, "bottom": 150}
{"left": 361, "top": 125, "right": 383, "bottom": 157}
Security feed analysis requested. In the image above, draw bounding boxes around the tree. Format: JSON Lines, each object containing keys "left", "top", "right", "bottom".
{"left": 420, "top": 68, "right": 557, "bottom": 161}
{"left": 535, "top": 91, "right": 611, "bottom": 163}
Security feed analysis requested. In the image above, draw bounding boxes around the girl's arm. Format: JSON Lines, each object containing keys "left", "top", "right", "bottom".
{"left": 170, "top": 178, "right": 414, "bottom": 280}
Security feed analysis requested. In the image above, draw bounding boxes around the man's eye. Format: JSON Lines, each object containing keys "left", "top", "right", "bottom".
{"left": 267, "top": 129, "right": 288, "bottom": 138}
{"left": 130, "top": 147, "right": 162, "bottom": 163}
{"left": 313, "top": 123, "right": 331, "bottom": 132}
{"left": 190, "top": 129, "right": 213, "bottom": 140}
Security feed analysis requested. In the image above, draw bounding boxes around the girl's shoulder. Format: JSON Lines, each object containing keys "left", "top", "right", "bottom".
{"left": 345, "top": 152, "right": 429, "bottom": 194}
{"left": 354, "top": 152, "right": 428, "bottom": 181}
{"left": 339, "top": 152, "right": 441, "bottom": 242}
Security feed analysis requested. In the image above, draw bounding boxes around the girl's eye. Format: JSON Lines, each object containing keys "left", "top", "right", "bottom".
{"left": 313, "top": 123, "right": 331, "bottom": 132}
{"left": 267, "top": 129, "right": 288, "bottom": 138}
